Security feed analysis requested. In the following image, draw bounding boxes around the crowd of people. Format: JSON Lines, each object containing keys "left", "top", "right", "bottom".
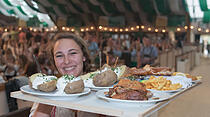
{"left": 0, "top": 27, "right": 176, "bottom": 81}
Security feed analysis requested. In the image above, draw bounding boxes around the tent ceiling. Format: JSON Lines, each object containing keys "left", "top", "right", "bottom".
{"left": 25, "top": 0, "right": 189, "bottom": 27}
{"left": 1, "top": 0, "right": 209, "bottom": 27}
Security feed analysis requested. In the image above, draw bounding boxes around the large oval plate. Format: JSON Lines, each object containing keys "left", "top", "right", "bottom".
{"left": 96, "top": 89, "right": 172, "bottom": 104}
{"left": 20, "top": 85, "right": 91, "bottom": 97}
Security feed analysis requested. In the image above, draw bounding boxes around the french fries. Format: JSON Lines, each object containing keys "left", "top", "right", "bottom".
{"left": 142, "top": 76, "right": 182, "bottom": 91}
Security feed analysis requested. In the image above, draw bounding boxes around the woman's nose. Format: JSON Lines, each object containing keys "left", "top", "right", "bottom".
{"left": 64, "top": 56, "right": 70, "bottom": 64}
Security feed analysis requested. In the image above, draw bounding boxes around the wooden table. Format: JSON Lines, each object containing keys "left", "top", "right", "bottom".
{"left": 11, "top": 82, "right": 201, "bottom": 117}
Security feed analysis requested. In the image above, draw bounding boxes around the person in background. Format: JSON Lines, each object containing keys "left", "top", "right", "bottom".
{"left": 30, "top": 33, "right": 105, "bottom": 117}
{"left": 137, "top": 35, "right": 158, "bottom": 68}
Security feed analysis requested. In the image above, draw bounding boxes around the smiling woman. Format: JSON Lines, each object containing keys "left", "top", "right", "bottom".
{"left": 30, "top": 33, "right": 98, "bottom": 117}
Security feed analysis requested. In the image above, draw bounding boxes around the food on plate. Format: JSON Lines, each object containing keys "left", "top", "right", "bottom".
{"left": 113, "top": 65, "right": 132, "bottom": 79}
{"left": 107, "top": 79, "right": 152, "bottom": 100}
{"left": 29, "top": 73, "right": 57, "bottom": 92}
{"left": 143, "top": 65, "right": 172, "bottom": 76}
{"left": 93, "top": 70, "right": 117, "bottom": 87}
{"left": 142, "top": 76, "right": 182, "bottom": 91}
{"left": 185, "top": 74, "right": 202, "bottom": 81}
{"left": 57, "top": 74, "right": 84, "bottom": 94}
{"left": 128, "top": 65, "right": 172, "bottom": 76}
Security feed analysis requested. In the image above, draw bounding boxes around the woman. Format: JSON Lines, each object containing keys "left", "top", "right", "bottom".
{"left": 30, "top": 32, "right": 94, "bottom": 117}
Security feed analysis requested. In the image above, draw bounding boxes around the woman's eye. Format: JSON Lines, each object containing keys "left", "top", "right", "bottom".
{"left": 55, "top": 55, "right": 63, "bottom": 58}
{"left": 70, "top": 52, "right": 77, "bottom": 55}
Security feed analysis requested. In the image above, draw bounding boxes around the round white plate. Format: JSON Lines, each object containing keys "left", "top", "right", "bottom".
{"left": 96, "top": 89, "right": 171, "bottom": 104}
{"left": 20, "top": 85, "right": 91, "bottom": 97}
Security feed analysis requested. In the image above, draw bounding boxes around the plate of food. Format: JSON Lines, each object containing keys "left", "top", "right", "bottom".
{"left": 96, "top": 79, "right": 171, "bottom": 104}
{"left": 20, "top": 85, "right": 91, "bottom": 97}
{"left": 23, "top": 73, "right": 91, "bottom": 99}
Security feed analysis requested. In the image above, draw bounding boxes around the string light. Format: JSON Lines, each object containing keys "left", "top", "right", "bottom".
{"left": 104, "top": 27, "right": 108, "bottom": 31}
{"left": 190, "top": 26, "right": 194, "bottom": 29}
{"left": 66, "top": 28, "right": 70, "bottom": 31}
{"left": 162, "top": 29, "right": 166, "bottom": 33}
{"left": 120, "top": 29, "right": 123, "bottom": 32}
{"left": 46, "top": 29, "right": 49, "bottom": 32}
{"left": 148, "top": 27, "right": 152, "bottom": 31}
{"left": 131, "top": 27, "right": 134, "bottom": 30}
{"left": 109, "top": 28, "right": 113, "bottom": 32}
{"left": 90, "top": 26, "right": 94, "bottom": 30}
{"left": 29, "top": 27, "right": 32, "bottom": 31}
{"left": 18, "top": 27, "right": 22, "bottom": 31}
{"left": 136, "top": 25, "right": 140, "bottom": 29}
{"left": 50, "top": 27, "right": 54, "bottom": 31}
{"left": 206, "top": 29, "right": 209, "bottom": 33}
{"left": 197, "top": 28, "right": 201, "bottom": 32}
{"left": 125, "top": 28, "right": 129, "bottom": 32}
{"left": 85, "top": 28, "right": 89, "bottom": 31}
{"left": 71, "top": 28, "right": 75, "bottom": 32}
{"left": 81, "top": 28, "right": 84, "bottom": 32}
{"left": 99, "top": 26, "right": 103, "bottom": 30}
{"left": 4, "top": 28, "right": 8, "bottom": 32}
{"left": 114, "top": 28, "right": 118, "bottom": 32}
{"left": 184, "top": 26, "right": 188, "bottom": 30}
{"left": 62, "top": 27, "right": 65, "bottom": 30}
{"left": 155, "top": 29, "right": 158, "bottom": 32}
{"left": 141, "top": 25, "right": 145, "bottom": 29}
{"left": 176, "top": 27, "right": 181, "bottom": 31}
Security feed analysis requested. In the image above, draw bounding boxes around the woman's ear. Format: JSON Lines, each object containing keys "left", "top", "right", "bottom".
{"left": 83, "top": 57, "right": 86, "bottom": 61}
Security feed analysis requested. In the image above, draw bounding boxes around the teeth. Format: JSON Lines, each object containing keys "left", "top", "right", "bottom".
{"left": 64, "top": 67, "right": 74, "bottom": 71}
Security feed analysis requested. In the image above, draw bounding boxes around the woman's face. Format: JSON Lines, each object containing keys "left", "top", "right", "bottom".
{"left": 53, "top": 39, "right": 85, "bottom": 77}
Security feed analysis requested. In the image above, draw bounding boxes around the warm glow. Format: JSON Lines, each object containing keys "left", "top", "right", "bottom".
{"left": 125, "top": 28, "right": 129, "bottom": 31}
{"left": 184, "top": 26, "right": 188, "bottom": 30}
{"left": 190, "top": 26, "right": 194, "bottom": 29}
{"left": 162, "top": 29, "right": 166, "bottom": 33}
{"left": 46, "top": 29, "right": 49, "bottom": 32}
{"left": 90, "top": 26, "right": 94, "bottom": 30}
{"left": 54, "top": 26, "right": 57, "bottom": 29}
{"left": 86, "top": 28, "right": 89, "bottom": 31}
{"left": 136, "top": 25, "right": 140, "bottom": 29}
{"left": 197, "top": 28, "right": 201, "bottom": 31}
{"left": 131, "top": 27, "right": 134, "bottom": 30}
{"left": 120, "top": 29, "right": 123, "bottom": 32}
{"left": 177, "top": 28, "right": 181, "bottom": 31}
{"left": 33, "top": 29, "right": 37, "bottom": 32}
{"left": 81, "top": 28, "right": 84, "bottom": 32}
{"left": 206, "top": 29, "right": 209, "bottom": 33}
{"left": 148, "top": 27, "right": 152, "bottom": 31}
{"left": 155, "top": 29, "right": 158, "bottom": 32}
{"left": 109, "top": 28, "right": 113, "bottom": 31}
{"left": 115, "top": 29, "right": 118, "bottom": 32}
{"left": 62, "top": 27, "right": 66, "bottom": 30}
{"left": 4, "top": 29, "right": 8, "bottom": 32}
{"left": 18, "top": 27, "right": 22, "bottom": 31}
{"left": 50, "top": 27, "right": 54, "bottom": 31}
{"left": 71, "top": 28, "right": 75, "bottom": 32}
{"left": 104, "top": 27, "right": 108, "bottom": 31}
{"left": 29, "top": 27, "right": 32, "bottom": 31}
{"left": 141, "top": 25, "right": 145, "bottom": 29}
{"left": 67, "top": 28, "right": 70, "bottom": 31}
{"left": 99, "top": 26, "right": 103, "bottom": 30}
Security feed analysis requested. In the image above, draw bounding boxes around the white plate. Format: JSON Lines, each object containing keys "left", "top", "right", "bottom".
{"left": 147, "top": 88, "right": 183, "bottom": 93}
{"left": 86, "top": 86, "right": 113, "bottom": 91}
{"left": 20, "top": 85, "right": 91, "bottom": 97}
{"left": 96, "top": 89, "right": 172, "bottom": 104}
